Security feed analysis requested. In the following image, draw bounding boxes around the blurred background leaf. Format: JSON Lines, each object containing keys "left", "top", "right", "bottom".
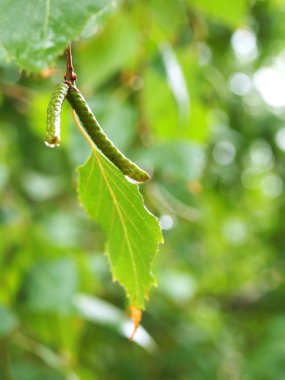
{"left": 1, "top": 0, "right": 285, "bottom": 379}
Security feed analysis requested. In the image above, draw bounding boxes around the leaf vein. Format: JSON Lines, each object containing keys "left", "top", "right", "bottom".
{"left": 92, "top": 149, "right": 140, "bottom": 302}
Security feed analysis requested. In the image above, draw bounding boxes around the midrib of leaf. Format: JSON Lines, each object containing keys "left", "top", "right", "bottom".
{"left": 101, "top": 179, "right": 156, "bottom": 273}
{"left": 91, "top": 147, "right": 140, "bottom": 301}
{"left": 105, "top": 173, "right": 155, "bottom": 236}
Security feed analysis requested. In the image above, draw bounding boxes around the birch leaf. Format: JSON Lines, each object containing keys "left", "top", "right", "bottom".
{"left": 0, "top": 0, "right": 119, "bottom": 70}
{"left": 77, "top": 147, "right": 163, "bottom": 309}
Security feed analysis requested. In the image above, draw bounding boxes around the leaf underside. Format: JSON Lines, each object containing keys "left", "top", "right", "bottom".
{"left": 0, "top": 0, "right": 119, "bottom": 71}
{"left": 77, "top": 147, "right": 163, "bottom": 309}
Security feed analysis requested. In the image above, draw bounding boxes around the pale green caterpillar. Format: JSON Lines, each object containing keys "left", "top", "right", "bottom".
{"left": 66, "top": 84, "right": 150, "bottom": 183}
{"left": 45, "top": 82, "right": 69, "bottom": 148}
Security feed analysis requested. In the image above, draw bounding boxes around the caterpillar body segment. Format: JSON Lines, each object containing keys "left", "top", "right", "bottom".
{"left": 67, "top": 85, "right": 150, "bottom": 183}
{"left": 45, "top": 82, "right": 69, "bottom": 148}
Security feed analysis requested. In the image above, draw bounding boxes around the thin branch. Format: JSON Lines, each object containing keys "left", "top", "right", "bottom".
{"left": 71, "top": 109, "right": 97, "bottom": 150}
{"left": 64, "top": 43, "right": 77, "bottom": 84}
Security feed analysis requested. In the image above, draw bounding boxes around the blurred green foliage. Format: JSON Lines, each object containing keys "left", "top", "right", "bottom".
{"left": 1, "top": 0, "right": 285, "bottom": 379}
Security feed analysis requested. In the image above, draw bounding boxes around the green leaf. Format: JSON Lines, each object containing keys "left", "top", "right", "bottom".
{"left": 77, "top": 149, "right": 163, "bottom": 309}
{"left": 140, "top": 141, "right": 206, "bottom": 182}
{"left": 0, "top": 0, "right": 119, "bottom": 71}
{"left": 11, "top": 361, "right": 63, "bottom": 380}
{"left": 147, "top": 0, "right": 187, "bottom": 40}
{"left": 24, "top": 258, "right": 78, "bottom": 314}
{"left": 188, "top": 0, "right": 247, "bottom": 27}
{"left": 142, "top": 66, "right": 209, "bottom": 141}
{"left": 0, "top": 304, "right": 18, "bottom": 337}
{"left": 77, "top": 12, "right": 140, "bottom": 88}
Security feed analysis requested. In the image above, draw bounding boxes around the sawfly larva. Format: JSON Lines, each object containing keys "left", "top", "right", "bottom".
{"left": 45, "top": 82, "right": 69, "bottom": 148}
{"left": 67, "top": 85, "right": 150, "bottom": 183}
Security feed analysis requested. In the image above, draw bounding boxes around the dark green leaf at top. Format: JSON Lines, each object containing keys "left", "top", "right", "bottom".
{"left": 0, "top": 0, "right": 119, "bottom": 71}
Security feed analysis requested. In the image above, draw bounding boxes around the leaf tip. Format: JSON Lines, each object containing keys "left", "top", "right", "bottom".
{"left": 128, "top": 306, "right": 142, "bottom": 341}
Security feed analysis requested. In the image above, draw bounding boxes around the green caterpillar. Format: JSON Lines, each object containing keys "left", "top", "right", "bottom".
{"left": 45, "top": 82, "right": 69, "bottom": 147}
{"left": 66, "top": 84, "right": 150, "bottom": 183}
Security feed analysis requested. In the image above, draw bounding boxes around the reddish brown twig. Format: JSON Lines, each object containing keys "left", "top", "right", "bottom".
{"left": 64, "top": 43, "right": 77, "bottom": 84}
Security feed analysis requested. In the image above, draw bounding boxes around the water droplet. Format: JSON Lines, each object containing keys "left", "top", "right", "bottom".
{"left": 45, "top": 140, "right": 60, "bottom": 148}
